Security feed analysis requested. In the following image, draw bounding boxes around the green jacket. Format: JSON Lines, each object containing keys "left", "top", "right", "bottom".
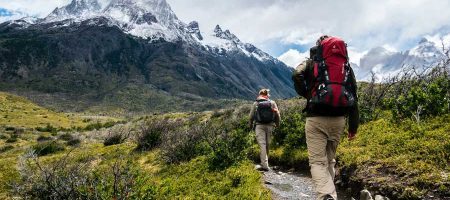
{"left": 292, "top": 59, "right": 359, "bottom": 133}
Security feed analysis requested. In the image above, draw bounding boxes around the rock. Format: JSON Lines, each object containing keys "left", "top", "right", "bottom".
{"left": 374, "top": 195, "right": 389, "bottom": 200}
{"left": 360, "top": 189, "right": 373, "bottom": 200}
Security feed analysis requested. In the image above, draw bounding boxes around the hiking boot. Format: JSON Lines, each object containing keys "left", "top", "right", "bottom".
{"left": 257, "top": 167, "right": 270, "bottom": 172}
{"left": 323, "top": 194, "right": 334, "bottom": 200}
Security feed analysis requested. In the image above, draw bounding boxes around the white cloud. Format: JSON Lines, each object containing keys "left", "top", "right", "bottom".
{"left": 167, "top": 0, "right": 450, "bottom": 52}
{"left": 277, "top": 49, "right": 309, "bottom": 68}
{"left": 0, "top": 0, "right": 70, "bottom": 19}
{"left": 347, "top": 47, "right": 368, "bottom": 66}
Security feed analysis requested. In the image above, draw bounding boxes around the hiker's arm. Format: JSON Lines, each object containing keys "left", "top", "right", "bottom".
{"left": 348, "top": 67, "right": 359, "bottom": 139}
{"left": 249, "top": 103, "right": 256, "bottom": 130}
{"left": 292, "top": 60, "right": 310, "bottom": 98}
{"left": 272, "top": 101, "right": 281, "bottom": 127}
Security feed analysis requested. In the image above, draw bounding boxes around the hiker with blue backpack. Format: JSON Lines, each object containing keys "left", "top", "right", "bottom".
{"left": 292, "top": 35, "right": 360, "bottom": 200}
{"left": 249, "top": 89, "right": 281, "bottom": 171}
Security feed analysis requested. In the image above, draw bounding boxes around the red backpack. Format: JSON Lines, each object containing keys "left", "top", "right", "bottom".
{"left": 308, "top": 37, "right": 355, "bottom": 114}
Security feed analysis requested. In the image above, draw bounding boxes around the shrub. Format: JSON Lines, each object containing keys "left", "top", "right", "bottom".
{"left": 0, "top": 134, "right": 8, "bottom": 140}
{"left": 32, "top": 141, "right": 65, "bottom": 156}
{"left": 103, "top": 126, "right": 130, "bottom": 146}
{"left": 14, "top": 128, "right": 25, "bottom": 135}
{"left": 36, "top": 124, "right": 57, "bottom": 133}
{"left": 272, "top": 99, "right": 307, "bottom": 148}
{"left": 66, "top": 138, "right": 81, "bottom": 147}
{"left": 135, "top": 119, "right": 181, "bottom": 151}
{"left": 36, "top": 135, "right": 53, "bottom": 142}
{"left": 0, "top": 145, "right": 14, "bottom": 153}
{"left": 12, "top": 152, "right": 154, "bottom": 200}
{"left": 6, "top": 134, "right": 19, "bottom": 143}
{"left": 160, "top": 123, "right": 210, "bottom": 164}
{"left": 5, "top": 126, "right": 15, "bottom": 131}
{"left": 58, "top": 133, "right": 74, "bottom": 141}
{"left": 207, "top": 127, "right": 254, "bottom": 170}
{"left": 386, "top": 75, "right": 449, "bottom": 122}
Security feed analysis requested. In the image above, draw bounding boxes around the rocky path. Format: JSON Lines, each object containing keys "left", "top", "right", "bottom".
{"left": 261, "top": 167, "right": 353, "bottom": 200}
{"left": 262, "top": 169, "right": 317, "bottom": 200}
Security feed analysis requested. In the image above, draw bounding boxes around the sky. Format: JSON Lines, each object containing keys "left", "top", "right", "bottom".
{"left": 1, "top": 0, "right": 450, "bottom": 67}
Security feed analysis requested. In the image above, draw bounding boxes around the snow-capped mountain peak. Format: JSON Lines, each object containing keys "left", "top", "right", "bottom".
{"left": 43, "top": 0, "right": 101, "bottom": 23}
{"left": 213, "top": 25, "right": 240, "bottom": 43}
{"left": 7, "top": 0, "right": 280, "bottom": 63}
{"left": 356, "top": 37, "right": 447, "bottom": 81}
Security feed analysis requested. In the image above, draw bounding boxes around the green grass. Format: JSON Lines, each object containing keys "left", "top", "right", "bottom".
{"left": 154, "top": 157, "right": 270, "bottom": 199}
{"left": 0, "top": 92, "right": 86, "bottom": 128}
{"left": 0, "top": 141, "right": 270, "bottom": 199}
{"left": 338, "top": 113, "right": 450, "bottom": 199}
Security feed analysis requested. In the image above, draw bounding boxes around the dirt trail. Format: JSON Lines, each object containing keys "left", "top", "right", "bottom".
{"left": 262, "top": 169, "right": 352, "bottom": 200}
{"left": 263, "top": 170, "right": 317, "bottom": 200}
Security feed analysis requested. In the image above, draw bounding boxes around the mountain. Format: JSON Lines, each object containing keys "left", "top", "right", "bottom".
{"left": 354, "top": 37, "right": 446, "bottom": 81}
{"left": 0, "top": 0, "right": 295, "bottom": 112}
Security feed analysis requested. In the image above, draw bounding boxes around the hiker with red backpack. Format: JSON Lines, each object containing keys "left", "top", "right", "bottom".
{"left": 292, "top": 35, "right": 359, "bottom": 200}
{"left": 249, "top": 89, "right": 281, "bottom": 171}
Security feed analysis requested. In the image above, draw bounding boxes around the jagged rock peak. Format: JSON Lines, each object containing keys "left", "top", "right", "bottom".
{"left": 419, "top": 37, "right": 429, "bottom": 44}
{"left": 43, "top": 0, "right": 101, "bottom": 22}
{"left": 104, "top": 0, "right": 180, "bottom": 27}
{"left": 187, "top": 21, "right": 203, "bottom": 40}
{"left": 213, "top": 24, "right": 240, "bottom": 43}
{"left": 188, "top": 21, "right": 199, "bottom": 31}
{"left": 214, "top": 24, "right": 222, "bottom": 33}
{"left": 66, "top": 0, "right": 101, "bottom": 14}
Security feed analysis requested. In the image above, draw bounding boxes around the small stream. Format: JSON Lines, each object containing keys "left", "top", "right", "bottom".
{"left": 262, "top": 168, "right": 353, "bottom": 200}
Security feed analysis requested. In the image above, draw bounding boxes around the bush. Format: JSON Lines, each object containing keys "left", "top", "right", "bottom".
{"left": 6, "top": 134, "right": 19, "bottom": 143}
{"left": 5, "top": 126, "right": 15, "bottom": 131}
{"left": 103, "top": 126, "right": 130, "bottom": 146}
{"left": 207, "top": 127, "right": 254, "bottom": 170}
{"left": 386, "top": 75, "right": 449, "bottom": 122}
{"left": 12, "top": 152, "right": 154, "bottom": 200}
{"left": 35, "top": 124, "right": 57, "bottom": 133}
{"left": 66, "top": 138, "right": 81, "bottom": 146}
{"left": 83, "top": 121, "right": 124, "bottom": 131}
{"left": 0, "top": 145, "right": 14, "bottom": 153}
{"left": 272, "top": 99, "right": 307, "bottom": 148}
{"left": 32, "top": 141, "right": 65, "bottom": 156}
{"left": 0, "top": 134, "right": 8, "bottom": 140}
{"left": 58, "top": 133, "right": 74, "bottom": 141}
{"left": 36, "top": 135, "right": 53, "bottom": 142}
{"left": 160, "top": 123, "right": 210, "bottom": 164}
{"left": 135, "top": 119, "right": 181, "bottom": 151}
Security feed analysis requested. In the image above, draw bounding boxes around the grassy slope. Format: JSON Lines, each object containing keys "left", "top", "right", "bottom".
{"left": 0, "top": 92, "right": 269, "bottom": 199}
{"left": 338, "top": 113, "right": 450, "bottom": 199}
{"left": 0, "top": 141, "right": 270, "bottom": 199}
{"left": 0, "top": 92, "right": 85, "bottom": 128}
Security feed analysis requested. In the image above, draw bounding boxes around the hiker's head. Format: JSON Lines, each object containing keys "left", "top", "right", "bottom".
{"left": 259, "top": 89, "right": 270, "bottom": 97}
{"left": 316, "top": 35, "right": 329, "bottom": 45}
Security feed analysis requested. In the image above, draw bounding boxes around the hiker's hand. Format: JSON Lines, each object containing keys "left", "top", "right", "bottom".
{"left": 348, "top": 131, "right": 356, "bottom": 141}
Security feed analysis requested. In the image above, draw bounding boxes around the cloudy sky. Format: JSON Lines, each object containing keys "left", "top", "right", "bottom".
{"left": 1, "top": 0, "right": 450, "bottom": 67}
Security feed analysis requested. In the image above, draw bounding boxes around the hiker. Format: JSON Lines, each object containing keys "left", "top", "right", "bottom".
{"left": 249, "top": 89, "right": 281, "bottom": 171}
{"left": 292, "top": 35, "right": 359, "bottom": 200}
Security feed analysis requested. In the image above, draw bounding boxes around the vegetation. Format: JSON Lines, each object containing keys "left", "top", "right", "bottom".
{"left": 0, "top": 92, "right": 86, "bottom": 128}
{"left": 0, "top": 57, "right": 448, "bottom": 199}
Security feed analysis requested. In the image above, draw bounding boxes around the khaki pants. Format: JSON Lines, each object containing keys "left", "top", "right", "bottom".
{"left": 255, "top": 124, "right": 274, "bottom": 169}
{"left": 306, "top": 116, "right": 345, "bottom": 200}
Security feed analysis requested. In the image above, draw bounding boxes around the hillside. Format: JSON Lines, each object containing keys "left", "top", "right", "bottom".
{"left": 0, "top": 92, "right": 85, "bottom": 128}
